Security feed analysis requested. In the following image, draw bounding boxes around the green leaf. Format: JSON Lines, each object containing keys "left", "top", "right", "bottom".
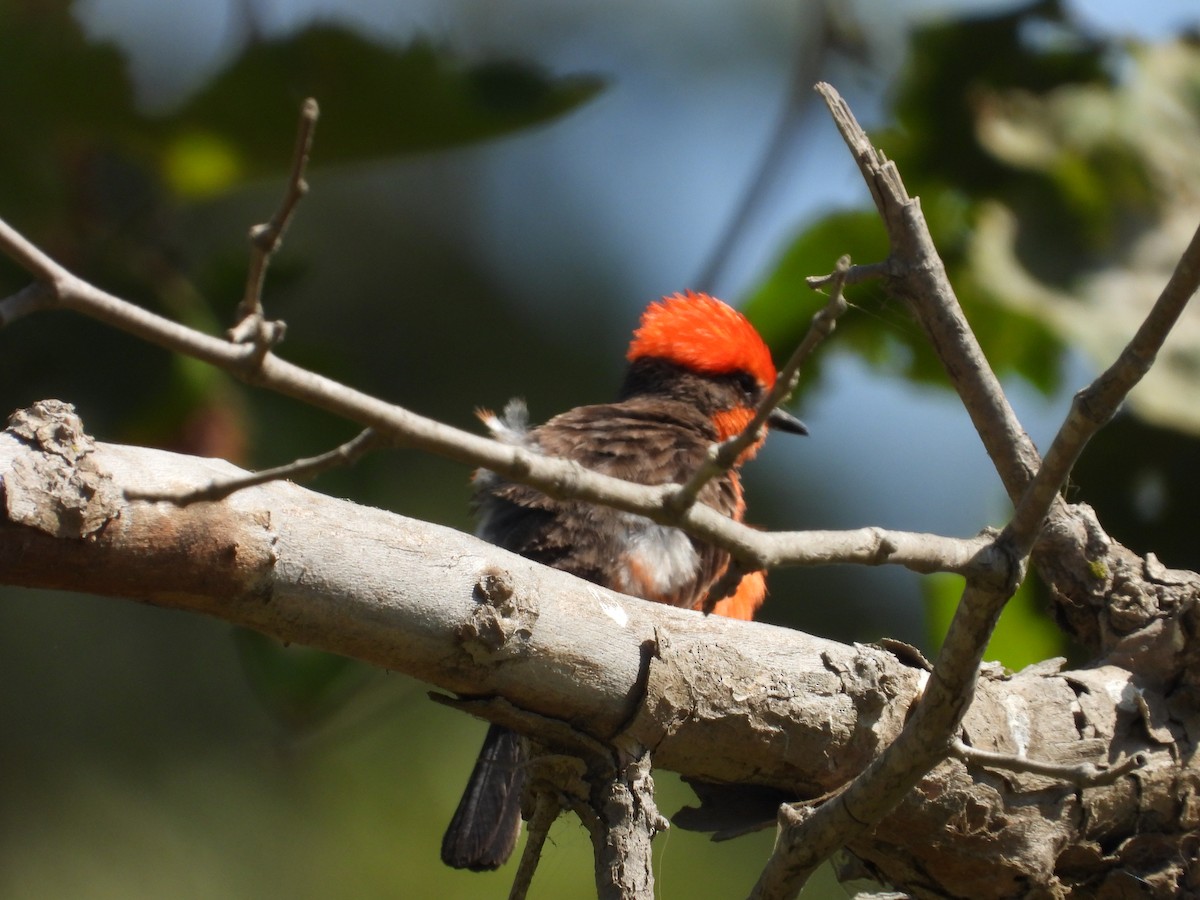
{"left": 886, "top": 0, "right": 1110, "bottom": 193}
{"left": 157, "top": 28, "right": 606, "bottom": 173}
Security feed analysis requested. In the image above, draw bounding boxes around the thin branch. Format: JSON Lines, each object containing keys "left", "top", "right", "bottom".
{"left": 668, "top": 254, "right": 849, "bottom": 516}
{"left": 0, "top": 216, "right": 998, "bottom": 582}
{"left": 749, "top": 566, "right": 1019, "bottom": 900}
{"left": 227, "top": 97, "right": 319, "bottom": 351}
{"left": 950, "top": 738, "right": 1146, "bottom": 788}
{"left": 804, "top": 260, "right": 888, "bottom": 290}
{"left": 0, "top": 216, "right": 71, "bottom": 289}
{"left": 0, "top": 281, "right": 56, "bottom": 326}
{"left": 508, "top": 790, "right": 559, "bottom": 900}
{"left": 751, "top": 83, "right": 1046, "bottom": 900}
{"left": 124, "top": 427, "right": 385, "bottom": 504}
{"left": 814, "top": 81, "right": 1043, "bottom": 504}
{"left": 751, "top": 83, "right": 1200, "bottom": 900}
{"left": 1084, "top": 218, "right": 1200, "bottom": 414}
{"left": 752, "top": 525, "right": 993, "bottom": 573}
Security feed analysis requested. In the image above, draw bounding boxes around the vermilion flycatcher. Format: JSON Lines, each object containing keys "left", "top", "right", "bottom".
{"left": 441, "top": 291, "right": 805, "bottom": 870}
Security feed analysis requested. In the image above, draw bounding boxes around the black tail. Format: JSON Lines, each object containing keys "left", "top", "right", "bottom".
{"left": 441, "top": 724, "right": 526, "bottom": 871}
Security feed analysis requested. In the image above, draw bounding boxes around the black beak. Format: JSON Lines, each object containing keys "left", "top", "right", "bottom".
{"left": 768, "top": 407, "right": 808, "bottom": 436}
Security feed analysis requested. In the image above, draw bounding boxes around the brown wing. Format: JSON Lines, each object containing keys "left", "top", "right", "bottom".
{"left": 474, "top": 397, "right": 743, "bottom": 607}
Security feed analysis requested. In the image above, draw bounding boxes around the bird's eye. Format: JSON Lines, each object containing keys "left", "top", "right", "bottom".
{"left": 734, "top": 372, "right": 760, "bottom": 403}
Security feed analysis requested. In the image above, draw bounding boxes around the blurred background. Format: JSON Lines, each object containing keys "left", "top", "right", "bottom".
{"left": 2, "top": 0, "right": 1200, "bottom": 896}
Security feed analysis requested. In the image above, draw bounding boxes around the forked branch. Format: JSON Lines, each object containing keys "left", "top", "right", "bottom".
{"left": 749, "top": 82, "right": 1200, "bottom": 900}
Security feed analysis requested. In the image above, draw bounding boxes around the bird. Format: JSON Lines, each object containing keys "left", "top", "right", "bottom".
{"left": 440, "top": 290, "right": 806, "bottom": 871}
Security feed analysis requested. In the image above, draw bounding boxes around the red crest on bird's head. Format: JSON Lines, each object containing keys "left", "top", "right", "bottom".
{"left": 626, "top": 291, "right": 777, "bottom": 389}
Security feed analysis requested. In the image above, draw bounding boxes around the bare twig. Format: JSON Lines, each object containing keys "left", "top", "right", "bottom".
{"left": 749, "top": 570, "right": 1019, "bottom": 900}
{"left": 0, "top": 222, "right": 62, "bottom": 287}
{"left": 804, "top": 260, "right": 889, "bottom": 290}
{"left": 508, "top": 790, "right": 559, "bottom": 900}
{"left": 227, "top": 97, "right": 319, "bottom": 353}
{"left": 669, "top": 254, "right": 850, "bottom": 517}
{"left": 750, "top": 83, "right": 1200, "bottom": 900}
{"left": 0, "top": 281, "right": 55, "bottom": 326}
{"left": 124, "top": 427, "right": 385, "bottom": 505}
{"left": 950, "top": 738, "right": 1146, "bottom": 788}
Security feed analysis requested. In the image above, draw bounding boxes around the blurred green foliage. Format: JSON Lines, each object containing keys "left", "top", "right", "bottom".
{"left": 925, "top": 571, "right": 1069, "bottom": 672}
{"left": 161, "top": 29, "right": 604, "bottom": 194}
{"left": 748, "top": 0, "right": 1170, "bottom": 398}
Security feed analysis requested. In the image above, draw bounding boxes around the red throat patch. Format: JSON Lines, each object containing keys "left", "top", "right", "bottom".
{"left": 627, "top": 291, "right": 777, "bottom": 390}
{"left": 712, "top": 407, "right": 767, "bottom": 462}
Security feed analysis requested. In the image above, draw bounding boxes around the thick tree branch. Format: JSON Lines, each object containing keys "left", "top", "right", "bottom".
{"left": 0, "top": 402, "right": 923, "bottom": 783}
{"left": 2, "top": 403, "right": 1192, "bottom": 898}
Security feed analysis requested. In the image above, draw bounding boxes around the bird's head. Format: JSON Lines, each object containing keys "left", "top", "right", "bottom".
{"left": 621, "top": 291, "right": 806, "bottom": 450}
